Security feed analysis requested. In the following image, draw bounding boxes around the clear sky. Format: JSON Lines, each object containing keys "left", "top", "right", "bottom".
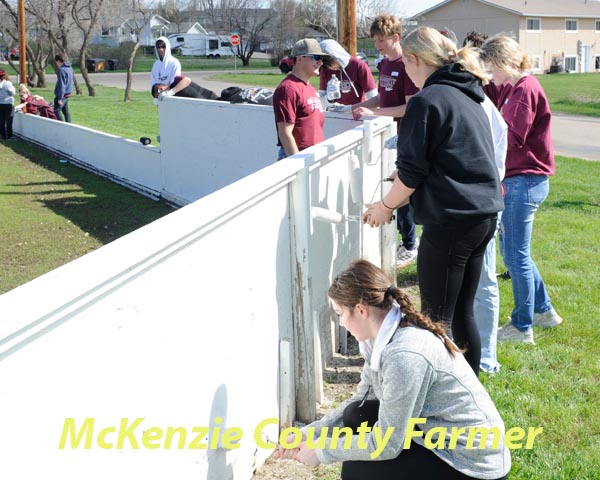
{"left": 397, "top": 0, "right": 444, "bottom": 17}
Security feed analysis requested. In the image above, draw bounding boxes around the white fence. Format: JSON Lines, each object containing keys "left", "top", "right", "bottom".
{"left": 3, "top": 102, "right": 396, "bottom": 479}
{"left": 13, "top": 98, "right": 364, "bottom": 206}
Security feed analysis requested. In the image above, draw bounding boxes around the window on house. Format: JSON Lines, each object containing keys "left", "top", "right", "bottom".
{"left": 565, "top": 56, "right": 577, "bottom": 72}
{"left": 595, "top": 55, "right": 600, "bottom": 70}
{"left": 526, "top": 18, "right": 541, "bottom": 31}
{"left": 565, "top": 19, "right": 578, "bottom": 32}
{"left": 596, "top": 19, "right": 600, "bottom": 32}
{"left": 101, "top": 27, "right": 110, "bottom": 36}
{"left": 531, "top": 56, "right": 541, "bottom": 70}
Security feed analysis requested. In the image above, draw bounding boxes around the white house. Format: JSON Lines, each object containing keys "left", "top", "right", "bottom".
{"left": 91, "top": 14, "right": 171, "bottom": 48}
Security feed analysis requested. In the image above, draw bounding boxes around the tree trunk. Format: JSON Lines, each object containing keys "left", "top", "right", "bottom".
{"left": 124, "top": 41, "right": 141, "bottom": 102}
{"left": 78, "top": 50, "right": 96, "bottom": 97}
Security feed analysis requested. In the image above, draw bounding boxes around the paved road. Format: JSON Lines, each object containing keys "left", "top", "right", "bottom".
{"left": 551, "top": 113, "right": 600, "bottom": 161}
{"left": 45, "top": 70, "right": 600, "bottom": 161}
{"left": 68, "top": 70, "right": 269, "bottom": 98}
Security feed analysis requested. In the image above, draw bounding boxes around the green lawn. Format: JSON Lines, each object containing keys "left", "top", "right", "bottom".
{"left": 537, "top": 73, "right": 600, "bottom": 117}
{"left": 398, "top": 156, "right": 600, "bottom": 479}
{"left": 0, "top": 140, "right": 173, "bottom": 294}
{"left": 26, "top": 85, "right": 160, "bottom": 142}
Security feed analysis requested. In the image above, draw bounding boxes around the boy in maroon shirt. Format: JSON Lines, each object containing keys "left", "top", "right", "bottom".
{"left": 319, "top": 39, "right": 377, "bottom": 107}
{"left": 352, "top": 15, "right": 420, "bottom": 268}
{"left": 273, "top": 39, "right": 327, "bottom": 159}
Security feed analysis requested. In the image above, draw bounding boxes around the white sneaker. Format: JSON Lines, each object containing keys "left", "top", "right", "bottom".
{"left": 533, "top": 308, "right": 563, "bottom": 328}
{"left": 396, "top": 246, "right": 418, "bottom": 268}
{"left": 497, "top": 321, "right": 535, "bottom": 344}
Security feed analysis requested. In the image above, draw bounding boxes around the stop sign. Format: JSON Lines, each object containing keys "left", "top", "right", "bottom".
{"left": 230, "top": 34, "right": 241, "bottom": 46}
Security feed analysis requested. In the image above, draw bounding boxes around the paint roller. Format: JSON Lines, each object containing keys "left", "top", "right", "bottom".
{"left": 347, "top": 154, "right": 362, "bottom": 204}
{"left": 311, "top": 207, "right": 361, "bottom": 224}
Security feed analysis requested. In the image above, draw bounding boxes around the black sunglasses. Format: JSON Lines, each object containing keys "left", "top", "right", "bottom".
{"left": 302, "top": 54, "right": 324, "bottom": 61}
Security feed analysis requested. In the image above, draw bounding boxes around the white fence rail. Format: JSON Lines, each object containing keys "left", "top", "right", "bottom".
{"left": 4, "top": 103, "right": 396, "bottom": 479}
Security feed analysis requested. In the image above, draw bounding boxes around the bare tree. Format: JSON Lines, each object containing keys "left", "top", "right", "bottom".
{"left": 0, "top": 0, "right": 59, "bottom": 87}
{"left": 122, "top": 0, "right": 153, "bottom": 102}
{"left": 296, "top": 0, "right": 336, "bottom": 38}
{"left": 270, "top": 0, "right": 302, "bottom": 60}
{"left": 200, "top": 0, "right": 276, "bottom": 67}
{"left": 356, "top": 0, "right": 399, "bottom": 38}
{"left": 155, "top": 0, "right": 195, "bottom": 32}
{"left": 70, "top": 0, "right": 116, "bottom": 97}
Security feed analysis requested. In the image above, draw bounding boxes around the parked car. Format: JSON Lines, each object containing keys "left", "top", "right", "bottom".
{"left": 356, "top": 51, "right": 368, "bottom": 63}
{"left": 278, "top": 56, "right": 294, "bottom": 73}
{"left": 9, "top": 48, "right": 19, "bottom": 60}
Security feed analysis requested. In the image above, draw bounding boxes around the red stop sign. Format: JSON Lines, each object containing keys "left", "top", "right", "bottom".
{"left": 230, "top": 34, "right": 241, "bottom": 46}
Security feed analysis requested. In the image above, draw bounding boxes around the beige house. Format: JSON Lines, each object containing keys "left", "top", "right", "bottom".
{"left": 409, "top": 0, "right": 600, "bottom": 73}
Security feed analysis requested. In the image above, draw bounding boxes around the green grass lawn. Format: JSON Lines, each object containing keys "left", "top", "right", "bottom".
{"left": 537, "top": 73, "right": 600, "bottom": 117}
{"left": 398, "top": 156, "right": 600, "bottom": 479}
{"left": 26, "top": 85, "right": 160, "bottom": 141}
{"left": 0, "top": 140, "right": 173, "bottom": 294}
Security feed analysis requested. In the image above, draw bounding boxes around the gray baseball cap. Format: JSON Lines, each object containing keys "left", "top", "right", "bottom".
{"left": 291, "top": 38, "right": 327, "bottom": 57}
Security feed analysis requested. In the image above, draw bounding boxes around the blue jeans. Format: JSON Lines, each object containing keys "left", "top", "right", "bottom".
{"left": 499, "top": 175, "right": 553, "bottom": 331}
{"left": 396, "top": 204, "right": 417, "bottom": 250}
{"left": 54, "top": 97, "right": 71, "bottom": 123}
{"left": 474, "top": 215, "right": 501, "bottom": 373}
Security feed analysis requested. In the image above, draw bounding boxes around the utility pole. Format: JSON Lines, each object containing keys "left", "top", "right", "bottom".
{"left": 337, "top": 0, "right": 357, "bottom": 55}
{"left": 18, "top": 0, "right": 26, "bottom": 83}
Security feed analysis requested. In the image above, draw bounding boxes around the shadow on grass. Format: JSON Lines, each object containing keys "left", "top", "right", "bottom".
{"left": 4, "top": 140, "right": 174, "bottom": 244}
{"left": 544, "top": 199, "right": 600, "bottom": 210}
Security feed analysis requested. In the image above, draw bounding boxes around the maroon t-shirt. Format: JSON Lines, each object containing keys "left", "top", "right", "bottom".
{"left": 319, "top": 57, "right": 377, "bottom": 105}
{"left": 500, "top": 75, "right": 555, "bottom": 178}
{"left": 484, "top": 81, "right": 512, "bottom": 110}
{"left": 273, "top": 74, "right": 325, "bottom": 151}
{"left": 377, "top": 57, "right": 419, "bottom": 114}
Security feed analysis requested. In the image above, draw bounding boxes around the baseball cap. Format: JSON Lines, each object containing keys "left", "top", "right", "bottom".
{"left": 291, "top": 39, "right": 327, "bottom": 57}
{"left": 0, "top": 69, "right": 6, "bottom": 76}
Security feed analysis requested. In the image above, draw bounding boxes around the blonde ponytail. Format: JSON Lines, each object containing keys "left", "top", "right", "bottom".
{"left": 402, "top": 26, "right": 490, "bottom": 85}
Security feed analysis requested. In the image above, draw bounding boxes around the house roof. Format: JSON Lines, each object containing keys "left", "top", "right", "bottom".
{"left": 410, "top": 0, "right": 600, "bottom": 19}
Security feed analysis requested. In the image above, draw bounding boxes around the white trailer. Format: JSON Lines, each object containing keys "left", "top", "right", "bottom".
{"left": 167, "top": 33, "right": 235, "bottom": 58}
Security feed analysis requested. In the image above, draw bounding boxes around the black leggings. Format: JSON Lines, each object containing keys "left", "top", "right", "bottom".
{"left": 417, "top": 218, "right": 497, "bottom": 375}
{"left": 340, "top": 401, "right": 507, "bottom": 480}
{"left": 0, "top": 103, "right": 13, "bottom": 139}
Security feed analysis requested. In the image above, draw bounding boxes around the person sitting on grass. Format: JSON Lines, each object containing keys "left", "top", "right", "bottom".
{"left": 277, "top": 259, "right": 511, "bottom": 480}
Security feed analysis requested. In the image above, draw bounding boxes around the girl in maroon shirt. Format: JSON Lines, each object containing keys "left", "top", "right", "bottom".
{"left": 481, "top": 35, "right": 563, "bottom": 345}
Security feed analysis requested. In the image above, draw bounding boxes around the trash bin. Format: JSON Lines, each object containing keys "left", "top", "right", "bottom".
{"left": 86, "top": 58, "right": 105, "bottom": 72}
{"left": 549, "top": 65, "right": 564, "bottom": 74}
{"left": 107, "top": 59, "right": 119, "bottom": 71}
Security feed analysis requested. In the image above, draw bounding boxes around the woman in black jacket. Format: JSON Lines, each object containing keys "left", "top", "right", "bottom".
{"left": 362, "top": 27, "right": 503, "bottom": 374}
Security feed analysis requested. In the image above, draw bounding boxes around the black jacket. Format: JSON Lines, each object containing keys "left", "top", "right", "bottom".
{"left": 396, "top": 64, "right": 503, "bottom": 225}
